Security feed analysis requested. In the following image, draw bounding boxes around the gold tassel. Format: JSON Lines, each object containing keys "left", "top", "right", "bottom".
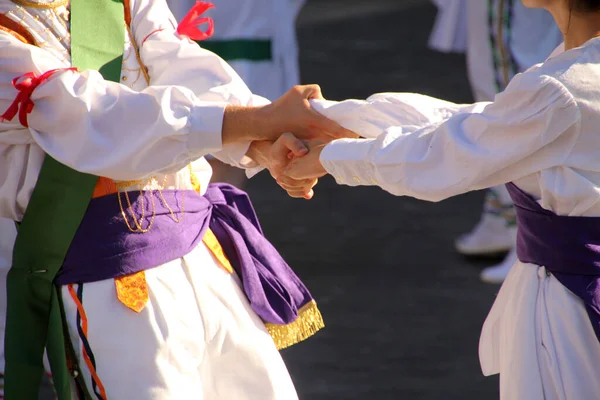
{"left": 265, "top": 300, "right": 325, "bottom": 350}
{"left": 187, "top": 165, "right": 324, "bottom": 349}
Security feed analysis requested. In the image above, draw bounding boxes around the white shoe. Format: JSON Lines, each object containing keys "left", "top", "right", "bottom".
{"left": 479, "top": 247, "right": 517, "bottom": 284}
{"left": 455, "top": 213, "right": 514, "bottom": 256}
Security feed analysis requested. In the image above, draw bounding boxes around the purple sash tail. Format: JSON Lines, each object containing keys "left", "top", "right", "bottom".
{"left": 59, "top": 183, "right": 323, "bottom": 348}
{"left": 506, "top": 182, "right": 600, "bottom": 341}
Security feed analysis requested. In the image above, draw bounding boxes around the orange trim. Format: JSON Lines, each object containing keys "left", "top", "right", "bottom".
{"left": 123, "top": 0, "right": 132, "bottom": 27}
{"left": 0, "top": 14, "right": 36, "bottom": 45}
{"left": 92, "top": 177, "right": 117, "bottom": 199}
{"left": 0, "top": 25, "right": 27, "bottom": 44}
{"left": 67, "top": 285, "right": 108, "bottom": 400}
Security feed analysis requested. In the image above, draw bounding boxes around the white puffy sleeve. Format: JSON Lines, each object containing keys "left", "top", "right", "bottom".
{"left": 131, "top": 0, "right": 268, "bottom": 168}
{"left": 0, "top": 28, "right": 238, "bottom": 220}
{"left": 311, "top": 93, "right": 484, "bottom": 139}
{"left": 318, "top": 72, "right": 581, "bottom": 202}
{"left": 1, "top": 32, "right": 230, "bottom": 179}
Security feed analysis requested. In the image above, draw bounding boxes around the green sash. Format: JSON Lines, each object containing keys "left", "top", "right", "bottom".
{"left": 199, "top": 39, "right": 272, "bottom": 62}
{"left": 5, "top": 1, "right": 125, "bottom": 398}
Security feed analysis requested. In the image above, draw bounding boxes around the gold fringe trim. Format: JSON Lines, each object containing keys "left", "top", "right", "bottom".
{"left": 265, "top": 300, "right": 325, "bottom": 350}
{"left": 10, "top": 0, "right": 68, "bottom": 9}
{"left": 114, "top": 179, "right": 145, "bottom": 190}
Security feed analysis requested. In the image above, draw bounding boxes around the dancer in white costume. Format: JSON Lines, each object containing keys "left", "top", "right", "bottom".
{"left": 0, "top": 0, "right": 352, "bottom": 397}
{"left": 285, "top": 0, "right": 600, "bottom": 397}
{"left": 168, "top": 0, "right": 305, "bottom": 101}
{"left": 429, "top": 0, "right": 562, "bottom": 283}
{"left": 428, "top": 0, "right": 468, "bottom": 54}
{"left": 167, "top": 0, "right": 306, "bottom": 186}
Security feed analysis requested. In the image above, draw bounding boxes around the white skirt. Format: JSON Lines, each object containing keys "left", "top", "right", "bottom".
{"left": 60, "top": 241, "right": 298, "bottom": 400}
{"left": 479, "top": 262, "right": 600, "bottom": 400}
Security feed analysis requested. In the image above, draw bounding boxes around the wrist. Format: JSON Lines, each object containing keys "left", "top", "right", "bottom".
{"left": 222, "top": 105, "right": 276, "bottom": 145}
{"left": 254, "top": 103, "right": 283, "bottom": 141}
{"left": 315, "top": 145, "right": 327, "bottom": 174}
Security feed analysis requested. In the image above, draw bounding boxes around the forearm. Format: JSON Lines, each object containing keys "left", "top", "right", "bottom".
{"left": 209, "top": 96, "right": 272, "bottom": 169}
{"left": 221, "top": 105, "right": 279, "bottom": 146}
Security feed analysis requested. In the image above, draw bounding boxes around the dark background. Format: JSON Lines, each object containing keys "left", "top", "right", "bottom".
{"left": 252, "top": 0, "right": 501, "bottom": 399}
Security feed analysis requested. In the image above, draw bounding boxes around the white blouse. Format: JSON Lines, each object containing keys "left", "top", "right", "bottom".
{"left": 315, "top": 38, "right": 600, "bottom": 218}
{"left": 0, "top": 0, "right": 266, "bottom": 221}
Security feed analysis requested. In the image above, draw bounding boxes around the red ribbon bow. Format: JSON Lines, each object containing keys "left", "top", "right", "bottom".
{"left": 0, "top": 68, "right": 76, "bottom": 128}
{"left": 176, "top": 1, "right": 215, "bottom": 41}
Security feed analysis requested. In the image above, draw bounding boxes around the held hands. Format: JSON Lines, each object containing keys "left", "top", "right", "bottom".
{"left": 242, "top": 84, "right": 357, "bottom": 198}
{"left": 259, "top": 85, "right": 355, "bottom": 198}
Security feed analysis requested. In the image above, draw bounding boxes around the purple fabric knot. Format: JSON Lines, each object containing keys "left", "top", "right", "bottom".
{"left": 506, "top": 182, "right": 600, "bottom": 342}
{"left": 59, "top": 183, "right": 314, "bottom": 326}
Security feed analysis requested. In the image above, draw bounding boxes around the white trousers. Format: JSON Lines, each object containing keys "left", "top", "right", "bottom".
{"left": 480, "top": 263, "right": 600, "bottom": 399}
{"left": 61, "top": 241, "right": 298, "bottom": 400}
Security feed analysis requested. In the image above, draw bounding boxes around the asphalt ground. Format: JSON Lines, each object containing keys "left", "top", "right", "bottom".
{"left": 259, "top": 1, "right": 502, "bottom": 399}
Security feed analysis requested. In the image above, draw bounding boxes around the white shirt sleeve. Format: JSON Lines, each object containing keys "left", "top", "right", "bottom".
{"left": 319, "top": 72, "right": 581, "bottom": 202}
{"left": 1, "top": 32, "right": 228, "bottom": 180}
{"left": 132, "top": 0, "right": 267, "bottom": 168}
{"left": 311, "top": 93, "right": 483, "bottom": 139}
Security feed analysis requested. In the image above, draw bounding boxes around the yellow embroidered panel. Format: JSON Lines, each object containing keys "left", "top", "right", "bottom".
{"left": 115, "top": 271, "right": 149, "bottom": 313}
{"left": 114, "top": 228, "right": 232, "bottom": 312}
{"left": 203, "top": 228, "right": 234, "bottom": 274}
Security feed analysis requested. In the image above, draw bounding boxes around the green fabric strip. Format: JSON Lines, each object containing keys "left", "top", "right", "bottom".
{"left": 199, "top": 39, "right": 272, "bottom": 61}
{"left": 4, "top": 1, "right": 125, "bottom": 399}
{"left": 70, "top": 0, "right": 126, "bottom": 75}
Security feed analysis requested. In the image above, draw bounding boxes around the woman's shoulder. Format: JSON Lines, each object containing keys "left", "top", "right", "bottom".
{"left": 500, "top": 42, "right": 600, "bottom": 107}
{"left": 492, "top": 58, "right": 581, "bottom": 125}
{"left": 534, "top": 39, "right": 600, "bottom": 91}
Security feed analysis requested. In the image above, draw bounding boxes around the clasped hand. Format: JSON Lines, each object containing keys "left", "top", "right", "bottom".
{"left": 250, "top": 89, "right": 353, "bottom": 198}
{"left": 246, "top": 84, "right": 356, "bottom": 199}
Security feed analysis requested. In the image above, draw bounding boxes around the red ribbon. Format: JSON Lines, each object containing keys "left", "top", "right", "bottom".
{"left": 0, "top": 68, "right": 76, "bottom": 128}
{"left": 176, "top": 1, "right": 215, "bottom": 41}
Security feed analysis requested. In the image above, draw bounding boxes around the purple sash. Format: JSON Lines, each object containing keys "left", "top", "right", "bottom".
{"left": 58, "top": 183, "right": 314, "bottom": 326}
{"left": 506, "top": 183, "right": 600, "bottom": 341}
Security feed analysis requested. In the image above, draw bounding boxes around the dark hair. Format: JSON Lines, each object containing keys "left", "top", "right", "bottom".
{"left": 570, "top": 0, "right": 600, "bottom": 12}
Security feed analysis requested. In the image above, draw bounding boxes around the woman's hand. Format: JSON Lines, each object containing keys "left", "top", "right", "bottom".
{"left": 246, "top": 133, "right": 319, "bottom": 199}
{"left": 283, "top": 140, "right": 328, "bottom": 181}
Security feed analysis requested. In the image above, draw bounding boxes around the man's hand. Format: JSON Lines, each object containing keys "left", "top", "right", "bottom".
{"left": 261, "top": 85, "right": 357, "bottom": 142}
{"left": 222, "top": 85, "right": 357, "bottom": 146}
{"left": 246, "top": 133, "right": 319, "bottom": 199}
